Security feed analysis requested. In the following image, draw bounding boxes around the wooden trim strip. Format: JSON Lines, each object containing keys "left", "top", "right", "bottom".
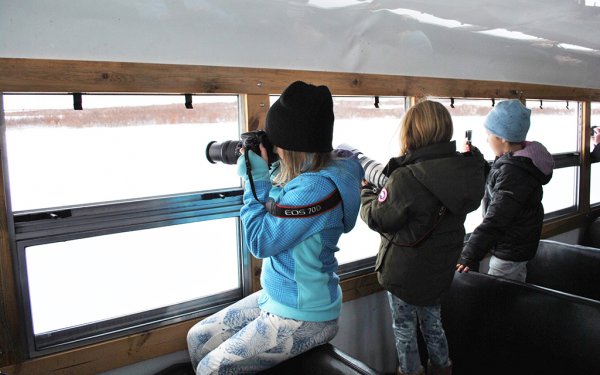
{"left": 541, "top": 213, "right": 587, "bottom": 238}
{"left": 0, "top": 98, "right": 24, "bottom": 367}
{"left": 579, "top": 101, "right": 592, "bottom": 213}
{"left": 341, "top": 272, "right": 382, "bottom": 302}
{"left": 2, "top": 58, "right": 600, "bottom": 100}
{"left": 1, "top": 318, "right": 199, "bottom": 375}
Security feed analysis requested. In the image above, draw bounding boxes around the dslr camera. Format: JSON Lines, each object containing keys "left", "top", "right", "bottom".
{"left": 206, "top": 130, "right": 278, "bottom": 165}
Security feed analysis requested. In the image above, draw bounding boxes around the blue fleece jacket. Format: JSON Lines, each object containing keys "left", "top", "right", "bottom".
{"left": 237, "top": 150, "right": 363, "bottom": 321}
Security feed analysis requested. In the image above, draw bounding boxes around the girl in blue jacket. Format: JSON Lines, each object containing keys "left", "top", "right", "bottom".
{"left": 187, "top": 81, "right": 363, "bottom": 374}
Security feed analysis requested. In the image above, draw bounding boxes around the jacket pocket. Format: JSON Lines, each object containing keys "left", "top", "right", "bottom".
{"left": 374, "top": 237, "right": 392, "bottom": 272}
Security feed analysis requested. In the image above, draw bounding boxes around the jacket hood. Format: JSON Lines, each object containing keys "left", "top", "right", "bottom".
{"left": 499, "top": 141, "right": 554, "bottom": 185}
{"left": 387, "top": 141, "right": 486, "bottom": 215}
{"left": 513, "top": 141, "right": 554, "bottom": 175}
{"left": 320, "top": 150, "right": 364, "bottom": 233}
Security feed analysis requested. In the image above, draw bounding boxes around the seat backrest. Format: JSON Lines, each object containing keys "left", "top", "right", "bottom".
{"left": 582, "top": 216, "right": 600, "bottom": 248}
{"left": 527, "top": 239, "right": 600, "bottom": 301}
{"left": 440, "top": 272, "right": 600, "bottom": 375}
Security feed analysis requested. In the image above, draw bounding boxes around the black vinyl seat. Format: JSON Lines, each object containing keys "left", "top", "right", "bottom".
{"left": 154, "top": 343, "right": 380, "bottom": 375}
{"left": 439, "top": 271, "right": 600, "bottom": 375}
{"left": 526, "top": 239, "right": 600, "bottom": 301}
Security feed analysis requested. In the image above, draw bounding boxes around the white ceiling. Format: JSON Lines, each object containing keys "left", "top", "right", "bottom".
{"left": 1, "top": 0, "right": 599, "bottom": 88}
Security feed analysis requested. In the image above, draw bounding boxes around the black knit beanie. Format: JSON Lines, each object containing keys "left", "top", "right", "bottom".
{"left": 265, "top": 81, "right": 334, "bottom": 153}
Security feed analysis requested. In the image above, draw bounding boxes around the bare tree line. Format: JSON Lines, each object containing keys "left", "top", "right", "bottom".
{"left": 4, "top": 102, "right": 594, "bottom": 128}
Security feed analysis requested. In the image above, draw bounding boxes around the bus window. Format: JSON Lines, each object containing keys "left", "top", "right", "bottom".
{"left": 3, "top": 94, "right": 241, "bottom": 211}
{"left": 527, "top": 99, "right": 578, "bottom": 154}
{"left": 526, "top": 99, "right": 579, "bottom": 215}
{"left": 435, "top": 98, "right": 578, "bottom": 229}
{"left": 332, "top": 96, "right": 405, "bottom": 266}
{"left": 24, "top": 219, "right": 239, "bottom": 346}
{"left": 436, "top": 98, "right": 500, "bottom": 233}
{"left": 3, "top": 93, "right": 247, "bottom": 356}
{"left": 542, "top": 166, "right": 578, "bottom": 213}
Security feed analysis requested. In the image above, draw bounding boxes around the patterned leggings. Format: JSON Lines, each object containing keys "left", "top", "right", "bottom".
{"left": 186, "top": 291, "right": 339, "bottom": 375}
{"left": 387, "top": 292, "right": 450, "bottom": 374}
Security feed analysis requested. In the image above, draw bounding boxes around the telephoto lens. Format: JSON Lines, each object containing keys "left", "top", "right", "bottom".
{"left": 205, "top": 140, "right": 242, "bottom": 165}
{"left": 337, "top": 144, "right": 388, "bottom": 188}
{"left": 206, "top": 130, "right": 278, "bottom": 166}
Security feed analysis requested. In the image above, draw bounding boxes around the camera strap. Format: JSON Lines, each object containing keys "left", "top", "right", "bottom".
{"left": 265, "top": 190, "right": 342, "bottom": 218}
{"left": 245, "top": 155, "right": 263, "bottom": 203}
{"left": 244, "top": 154, "right": 342, "bottom": 218}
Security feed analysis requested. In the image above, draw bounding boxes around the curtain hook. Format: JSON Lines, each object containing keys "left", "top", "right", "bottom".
{"left": 374, "top": 96, "right": 380, "bottom": 108}
{"left": 491, "top": 98, "right": 495, "bottom": 107}
{"left": 539, "top": 100, "right": 543, "bottom": 110}
{"left": 450, "top": 98, "right": 455, "bottom": 108}
{"left": 185, "top": 94, "right": 193, "bottom": 109}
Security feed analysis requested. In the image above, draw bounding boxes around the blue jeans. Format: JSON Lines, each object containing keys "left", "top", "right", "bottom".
{"left": 387, "top": 293, "right": 450, "bottom": 374}
{"left": 488, "top": 255, "right": 527, "bottom": 282}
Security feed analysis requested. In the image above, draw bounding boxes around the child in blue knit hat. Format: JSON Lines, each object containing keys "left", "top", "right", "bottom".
{"left": 456, "top": 99, "right": 554, "bottom": 282}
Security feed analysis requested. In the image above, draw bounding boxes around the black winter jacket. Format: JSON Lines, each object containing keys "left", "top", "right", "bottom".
{"left": 361, "top": 141, "right": 486, "bottom": 306}
{"left": 459, "top": 142, "right": 554, "bottom": 269}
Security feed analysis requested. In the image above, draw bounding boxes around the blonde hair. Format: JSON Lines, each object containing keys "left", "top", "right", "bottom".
{"left": 273, "top": 149, "right": 331, "bottom": 185}
{"left": 399, "top": 100, "right": 453, "bottom": 155}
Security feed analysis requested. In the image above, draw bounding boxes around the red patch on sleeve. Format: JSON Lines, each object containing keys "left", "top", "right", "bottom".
{"left": 378, "top": 188, "right": 388, "bottom": 202}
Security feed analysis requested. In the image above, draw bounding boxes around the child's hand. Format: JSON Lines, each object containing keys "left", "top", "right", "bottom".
{"left": 463, "top": 138, "right": 472, "bottom": 152}
{"left": 240, "top": 144, "right": 269, "bottom": 164}
{"left": 464, "top": 130, "right": 473, "bottom": 152}
{"left": 593, "top": 127, "right": 600, "bottom": 147}
{"left": 456, "top": 263, "right": 470, "bottom": 273}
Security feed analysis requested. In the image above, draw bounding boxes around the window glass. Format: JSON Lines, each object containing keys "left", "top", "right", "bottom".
{"left": 526, "top": 99, "right": 579, "bottom": 154}
{"left": 332, "top": 97, "right": 405, "bottom": 264}
{"left": 25, "top": 218, "right": 239, "bottom": 334}
{"left": 436, "top": 98, "right": 499, "bottom": 160}
{"left": 433, "top": 98, "right": 494, "bottom": 232}
{"left": 592, "top": 163, "right": 600, "bottom": 205}
{"left": 542, "top": 166, "right": 577, "bottom": 213}
{"left": 435, "top": 98, "right": 579, "bottom": 158}
{"left": 3, "top": 94, "right": 240, "bottom": 211}
{"left": 435, "top": 98, "right": 578, "bottom": 229}
{"left": 465, "top": 167, "right": 576, "bottom": 233}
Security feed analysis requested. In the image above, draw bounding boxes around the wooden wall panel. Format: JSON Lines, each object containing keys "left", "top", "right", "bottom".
{"left": 2, "top": 58, "right": 600, "bottom": 100}
{"left": 2, "top": 318, "right": 199, "bottom": 375}
{"left": 0, "top": 97, "right": 24, "bottom": 367}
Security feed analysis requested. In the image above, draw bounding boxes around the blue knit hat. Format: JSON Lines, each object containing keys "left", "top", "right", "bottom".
{"left": 484, "top": 99, "right": 531, "bottom": 142}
